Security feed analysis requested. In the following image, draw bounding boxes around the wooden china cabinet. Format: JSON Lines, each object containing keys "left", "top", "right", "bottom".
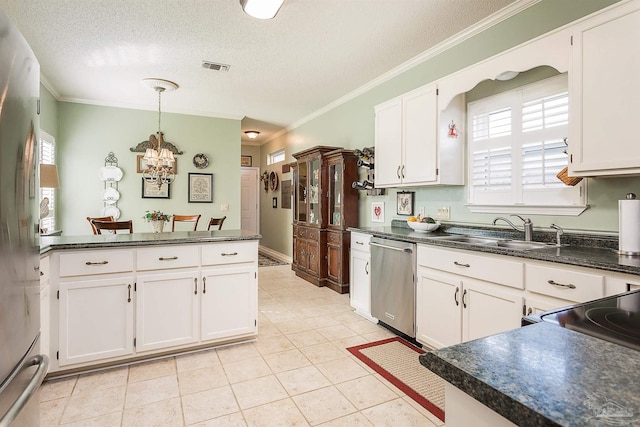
{"left": 292, "top": 146, "right": 359, "bottom": 294}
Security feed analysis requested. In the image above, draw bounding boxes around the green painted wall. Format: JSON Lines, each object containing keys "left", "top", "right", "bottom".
{"left": 56, "top": 102, "right": 241, "bottom": 235}
{"left": 39, "top": 85, "right": 58, "bottom": 138}
{"left": 259, "top": 0, "right": 630, "bottom": 257}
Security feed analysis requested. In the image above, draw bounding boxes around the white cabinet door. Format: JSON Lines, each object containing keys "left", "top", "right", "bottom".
{"left": 350, "top": 249, "right": 373, "bottom": 321}
{"left": 200, "top": 266, "right": 257, "bottom": 341}
{"left": 462, "top": 279, "right": 524, "bottom": 342}
{"left": 416, "top": 268, "right": 462, "bottom": 348}
{"left": 58, "top": 276, "right": 134, "bottom": 366}
{"left": 569, "top": 1, "right": 640, "bottom": 176}
{"left": 136, "top": 270, "right": 200, "bottom": 353}
{"left": 374, "top": 98, "right": 403, "bottom": 186}
{"left": 402, "top": 84, "right": 438, "bottom": 185}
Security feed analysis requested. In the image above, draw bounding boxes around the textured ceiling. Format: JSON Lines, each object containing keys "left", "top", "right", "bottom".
{"left": 1, "top": 0, "right": 517, "bottom": 143}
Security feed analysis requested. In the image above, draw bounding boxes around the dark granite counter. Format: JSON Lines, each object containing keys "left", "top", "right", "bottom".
{"left": 419, "top": 322, "right": 640, "bottom": 426}
{"left": 349, "top": 222, "right": 640, "bottom": 276}
{"left": 39, "top": 229, "right": 261, "bottom": 254}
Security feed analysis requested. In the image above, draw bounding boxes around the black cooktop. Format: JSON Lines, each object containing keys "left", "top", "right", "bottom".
{"left": 538, "top": 289, "right": 640, "bottom": 351}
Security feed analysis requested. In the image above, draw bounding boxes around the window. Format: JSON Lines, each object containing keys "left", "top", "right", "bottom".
{"left": 467, "top": 74, "right": 586, "bottom": 215}
{"left": 267, "top": 148, "right": 285, "bottom": 165}
{"left": 39, "top": 131, "right": 56, "bottom": 232}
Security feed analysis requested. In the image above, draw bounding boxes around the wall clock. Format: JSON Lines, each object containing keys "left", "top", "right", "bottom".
{"left": 193, "top": 153, "right": 209, "bottom": 169}
{"left": 269, "top": 171, "right": 279, "bottom": 191}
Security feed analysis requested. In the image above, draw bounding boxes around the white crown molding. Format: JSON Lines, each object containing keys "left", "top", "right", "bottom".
{"left": 40, "top": 74, "right": 60, "bottom": 99}
{"left": 286, "top": 0, "right": 542, "bottom": 133}
{"left": 56, "top": 95, "right": 244, "bottom": 121}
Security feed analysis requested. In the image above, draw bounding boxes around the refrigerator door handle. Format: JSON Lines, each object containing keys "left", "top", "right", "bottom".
{"left": 0, "top": 354, "right": 48, "bottom": 427}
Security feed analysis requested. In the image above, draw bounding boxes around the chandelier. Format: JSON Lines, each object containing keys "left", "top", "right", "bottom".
{"left": 142, "top": 78, "right": 178, "bottom": 187}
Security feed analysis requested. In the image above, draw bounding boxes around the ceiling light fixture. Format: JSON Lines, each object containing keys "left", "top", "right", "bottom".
{"left": 141, "top": 78, "right": 179, "bottom": 188}
{"left": 244, "top": 131, "right": 260, "bottom": 139}
{"left": 239, "top": 0, "right": 284, "bottom": 19}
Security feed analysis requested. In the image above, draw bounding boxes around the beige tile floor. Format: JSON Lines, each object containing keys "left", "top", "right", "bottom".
{"left": 40, "top": 264, "right": 444, "bottom": 426}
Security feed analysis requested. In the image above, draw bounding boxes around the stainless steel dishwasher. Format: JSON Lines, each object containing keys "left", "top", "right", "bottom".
{"left": 370, "top": 236, "right": 416, "bottom": 338}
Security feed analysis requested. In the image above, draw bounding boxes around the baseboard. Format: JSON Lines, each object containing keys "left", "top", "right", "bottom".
{"left": 258, "top": 245, "right": 292, "bottom": 264}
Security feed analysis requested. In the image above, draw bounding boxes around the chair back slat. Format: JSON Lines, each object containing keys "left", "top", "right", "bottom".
{"left": 207, "top": 216, "right": 226, "bottom": 231}
{"left": 172, "top": 214, "right": 201, "bottom": 231}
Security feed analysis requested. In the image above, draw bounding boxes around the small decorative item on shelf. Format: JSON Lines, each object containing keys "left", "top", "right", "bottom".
{"left": 353, "top": 146, "right": 385, "bottom": 196}
{"left": 448, "top": 120, "right": 459, "bottom": 138}
{"left": 143, "top": 210, "right": 172, "bottom": 233}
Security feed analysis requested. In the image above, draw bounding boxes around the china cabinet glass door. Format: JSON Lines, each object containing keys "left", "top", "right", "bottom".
{"left": 328, "top": 163, "right": 342, "bottom": 227}
{"left": 297, "top": 161, "right": 307, "bottom": 222}
{"left": 308, "top": 158, "right": 320, "bottom": 225}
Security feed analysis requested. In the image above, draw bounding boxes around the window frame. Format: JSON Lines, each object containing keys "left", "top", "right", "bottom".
{"left": 267, "top": 148, "right": 286, "bottom": 165}
{"left": 39, "top": 131, "right": 57, "bottom": 232}
{"left": 466, "top": 74, "right": 587, "bottom": 216}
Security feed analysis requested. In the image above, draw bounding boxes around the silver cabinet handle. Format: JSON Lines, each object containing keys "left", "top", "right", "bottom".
{"left": 355, "top": 241, "right": 364, "bottom": 245}
{"left": 158, "top": 256, "right": 178, "bottom": 261}
{"left": 527, "top": 307, "right": 533, "bottom": 315}
{"left": 454, "top": 287, "right": 460, "bottom": 306}
{"left": 397, "top": 166, "right": 401, "bottom": 179}
{"left": 547, "top": 279, "right": 576, "bottom": 289}
{"left": 85, "top": 260, "right": 108, "bottom": 266}
{"left": 365, "top": 261, "right": 369, "bottom": 275}
{"left": 369, "top": 242, "right": 413, "bottom": 254}
{"left": 454, "top": 261, "right": 470, "bottom": 268}
{"left": 0, "top": 354, "right": 48, "bottom": 427}
{"left": 221, "top": 252, "right": 238, "bottom": 256}
{"left": 462, "top": 289, "right": 468, "bottom": 308}
{"left": 127, "top": 284, "right": 131, "bottom": 303}
{"left": 401, "top": 165, "right": 405, "bottom": 179}
{"left": 194, "top": 278, "right": 198, "bottom": 295}
{"left": 203, "top": 276, "right": 206, "bottom": 294}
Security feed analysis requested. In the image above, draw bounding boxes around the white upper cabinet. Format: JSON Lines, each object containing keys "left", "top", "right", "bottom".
{"left": 569, "top": 0, "right": 640, "bottom": 176}
{"left": 375, "top": 83, "right": 462, "bottom": 187}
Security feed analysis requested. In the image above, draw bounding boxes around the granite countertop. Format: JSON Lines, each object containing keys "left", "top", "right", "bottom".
{"left": 420, "top": 322, "right": 640, "bottom": 426}
{"left": 349, "top": 222, "right": 640, "bottom": 276}
{"left": 39, "top": 229, "right": 261, "bottom": 254}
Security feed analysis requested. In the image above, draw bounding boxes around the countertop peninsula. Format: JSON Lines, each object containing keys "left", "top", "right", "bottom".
{"left": 420, "top": 322, "right": 640, "bottom": 426}
{"left": 349, "top": 222, "right": 640, "bottom": 276}
{"left": 39, "top": 229, "right": 261, "bottom": 254}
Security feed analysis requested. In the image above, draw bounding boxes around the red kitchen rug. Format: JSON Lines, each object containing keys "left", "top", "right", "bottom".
{"left": 347, "top": 337, "right": 445, "bottom": 422}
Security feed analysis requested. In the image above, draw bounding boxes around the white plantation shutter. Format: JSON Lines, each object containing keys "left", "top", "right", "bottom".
{"left": 39, "top": 132, "right": 56, "bottom": 232}
{"left": 468, "top": 74, "right": 584, "bottom": 211}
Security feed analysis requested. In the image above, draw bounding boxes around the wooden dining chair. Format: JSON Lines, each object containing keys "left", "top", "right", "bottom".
{"left": 86, "top": 216, "right": 115, "bottom": 235}
{"left": 92, "top": 220, "right": 133, "bottom": 234}
{"left": 172, "top": 214, "right": 201, "bottom": 231}
{"left": 207, "top": 216, "right": 227, "bottom": 231}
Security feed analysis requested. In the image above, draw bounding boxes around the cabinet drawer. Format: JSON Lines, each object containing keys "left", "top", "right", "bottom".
{"left": 202, "top": 241, "right": 258, "bottom": 266}
{"left": 350, "top": 232, "right": 371, "bottom": 252}
{"left": 306, "top": 229, "right": 320, "bottom": 242}
{"left": 59, "top": 250, "right": 134, "bottom": 277}
{"left": 137, "top": 245, "right": 199, "bottom": 271}
{"left": 297, "top": 227, "right": 307, "bottom": 239}
{"left": 327, "top": 231, "right": 341, "bottom": 245}
{"left": 526, "top": 263, "right": 604, "bottom": 303}
{"left": 418, "top": 245, "right": 524, "bottom": 289}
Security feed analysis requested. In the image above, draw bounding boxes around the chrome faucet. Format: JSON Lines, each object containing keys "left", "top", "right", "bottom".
{"left": 493, "top": 215, "right": 533, "bottom": 241}
{"left": 550, "top": 224, "right": 564, "bottom": 247}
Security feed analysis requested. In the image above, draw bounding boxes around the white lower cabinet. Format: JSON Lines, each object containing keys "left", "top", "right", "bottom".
{"left": 349, "top": 232, "right": 376, "bottom": 322}
{"left": 58, "top": 276, "right": 134, "bottom": 366}
{"left": 417, "top": 267, "right": 523, "bottom": 349}
{"left": 135, "top": 270, "right": 200, "bottom": 353}
{"left": 201, "top": 266, "right": 257, "bottom": 341}
{"left": 47, "top": 240, "right": 258, "bottom": 373}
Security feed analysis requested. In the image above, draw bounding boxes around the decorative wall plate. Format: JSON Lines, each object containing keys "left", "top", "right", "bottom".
{"left": 269, "top": 171, "right": 279, "bottom": 191}
{"left": 99, "top": 165, "right": 123, "bottom": 182}
{"left": 102, "top": 206, "right": 121, "bottom": 220}
{"left": 193, "top": 153, "right": 209, "bottom": 169}
{"left": 103, "top": 187, "right": 120, "bottom": 204}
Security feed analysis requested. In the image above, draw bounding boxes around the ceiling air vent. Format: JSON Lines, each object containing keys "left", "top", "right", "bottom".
{"left": 202, "top": 61, "right": 230, "bottom": 72}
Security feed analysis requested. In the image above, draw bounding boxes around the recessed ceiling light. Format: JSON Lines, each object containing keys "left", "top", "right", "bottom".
{"left": 239, "top": 0, "right": 284, "bottom": 19}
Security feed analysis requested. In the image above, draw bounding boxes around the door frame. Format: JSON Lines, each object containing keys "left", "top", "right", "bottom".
{"left": 241, "top": 167, "right": 260, "bottom": 234}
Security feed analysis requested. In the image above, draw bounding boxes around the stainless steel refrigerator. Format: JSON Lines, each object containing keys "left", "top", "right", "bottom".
{"left": 0, "top": 10, "right": 49, "bottom": 427}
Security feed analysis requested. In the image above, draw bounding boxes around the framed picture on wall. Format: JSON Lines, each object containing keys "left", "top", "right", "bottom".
{"left": 371, "top": 202, "right": 384, "bottom": 223}
{"left": 188, "top": 173, "right": 213, "bottom": 203}
{"left": 241, "top": 155, "right": 252, "bottom": 167}
{"left": 141, "top": 178, "right": 171, "bottom": 199}
{"left": 397, "top": 191, "right": 414, "bottom": 216}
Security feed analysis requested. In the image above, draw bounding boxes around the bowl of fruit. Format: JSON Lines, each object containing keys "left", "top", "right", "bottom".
{"left": 407, "top": 215, "right": 440, "bottom": 232}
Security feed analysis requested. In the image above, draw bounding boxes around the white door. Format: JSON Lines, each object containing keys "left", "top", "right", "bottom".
{"left": 201, "top": 266, "right": 257, "bottom": 341}
{"left": 135, "top": 270, "right": 200, "bottom": 353}
{"left": 58, "top": 276, "right": 134, "bottom": 366}
{"left": 241, "top": 168, "right": 259, "bottom": 233}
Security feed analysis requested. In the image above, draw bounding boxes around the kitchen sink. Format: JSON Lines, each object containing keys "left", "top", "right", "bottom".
{"left": 429, "top": 235, "right": 552, "bottom": 250}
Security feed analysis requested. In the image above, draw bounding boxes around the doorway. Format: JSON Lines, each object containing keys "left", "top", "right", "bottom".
{"left": 241, "top": 167, "right": 259, "bottom": 233}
